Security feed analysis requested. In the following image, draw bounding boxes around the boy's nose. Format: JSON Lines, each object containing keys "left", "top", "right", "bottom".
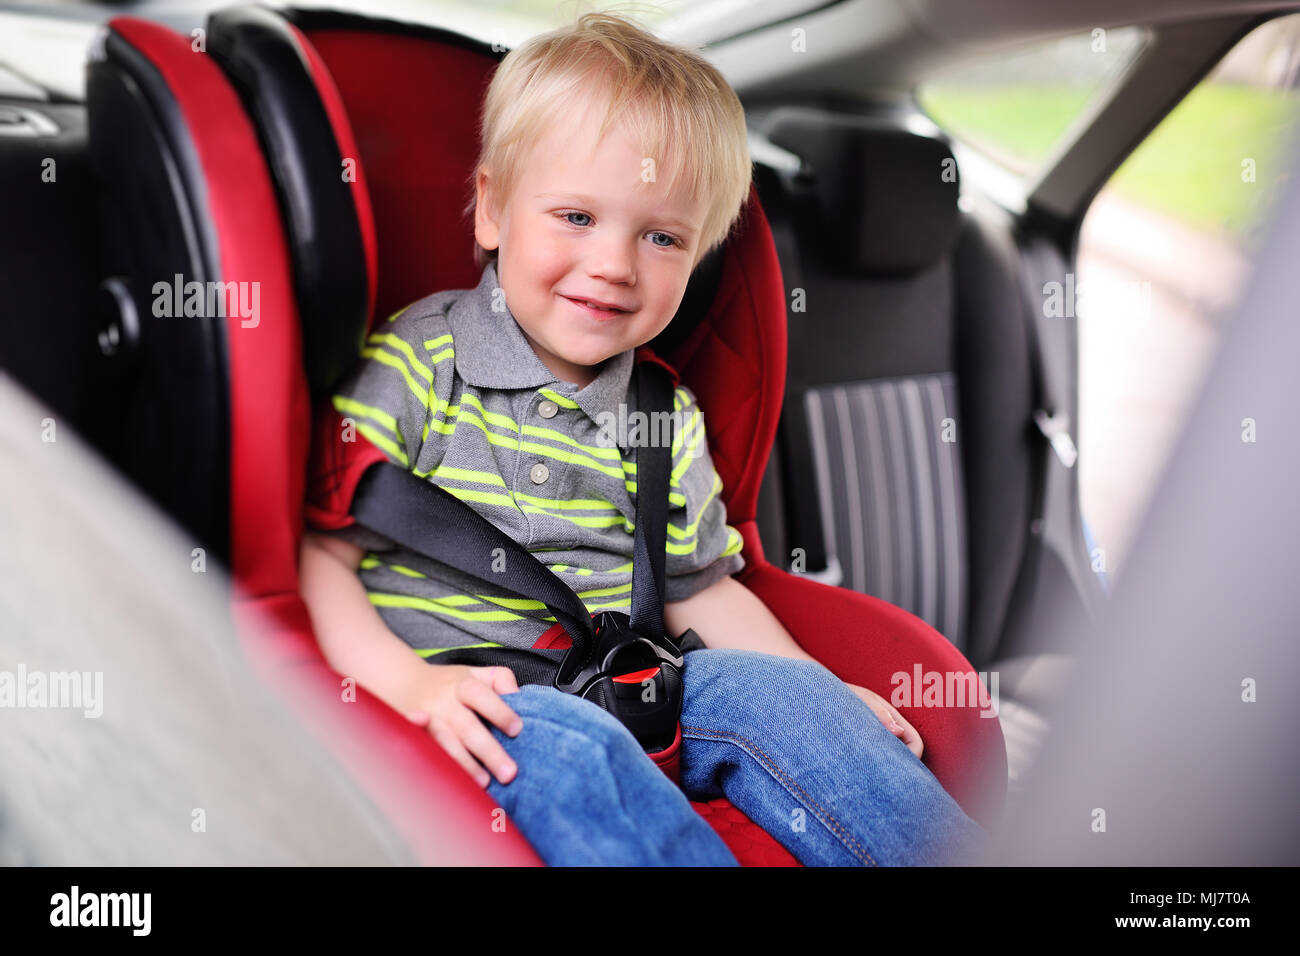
{"left": 585, "top": 240, "right": 637, "bottom": 284}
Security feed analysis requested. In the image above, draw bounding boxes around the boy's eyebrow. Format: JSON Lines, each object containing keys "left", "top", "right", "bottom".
{"left": 536, "top": 192, "right": 699, "bottom": 236}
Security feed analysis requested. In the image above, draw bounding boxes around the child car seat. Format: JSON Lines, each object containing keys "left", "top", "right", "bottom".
{"left": 85, "top": 13, "right": 539, "bottom": 866}
{"left": 85, "top": 5, "right": 1009, "bottom": 865}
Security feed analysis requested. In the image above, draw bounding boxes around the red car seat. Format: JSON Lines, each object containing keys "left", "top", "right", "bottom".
{"left": 86, "top": 4, "right": 1008, "bottom": 865}
{"left": 86, "top": 13, "right": 538, "bottom": 866}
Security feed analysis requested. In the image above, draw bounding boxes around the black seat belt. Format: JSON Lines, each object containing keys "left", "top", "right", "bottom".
{"left": 1016, "top": 237, "right": 1079, "bottom": 470}
{"left": 627, "top": 362, "right": 670, "bottom": 643}
{"left": 764, "top": 168, "right": 834, "bottom": 581}
{"left": 352, "top": 463, "right": 601, "bottom": 682}
{"left": 348, "top": 361, "right": 693, "bottom": 751}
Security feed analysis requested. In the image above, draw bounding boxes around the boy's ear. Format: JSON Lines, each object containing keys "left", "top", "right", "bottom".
{"left": 474, "top": 168, "right": 502, "bottom": 254}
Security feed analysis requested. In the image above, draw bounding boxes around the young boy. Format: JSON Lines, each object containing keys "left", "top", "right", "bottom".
{"left": 300, "top": 12, "right": 988, "bottom": 866}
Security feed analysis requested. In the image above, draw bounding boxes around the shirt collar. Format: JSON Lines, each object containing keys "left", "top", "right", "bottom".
{"left": 447, "top": 259, "right": 635, "bottom": 426}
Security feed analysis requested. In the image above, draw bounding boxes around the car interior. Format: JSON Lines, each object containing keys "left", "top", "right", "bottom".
{"left": 2, "top": 0, "right": 1293, "bottom": 866}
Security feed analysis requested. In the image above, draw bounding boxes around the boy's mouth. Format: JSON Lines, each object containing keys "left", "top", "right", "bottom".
{"left": 561, "top": 294, "right": 631, "bottom": 319}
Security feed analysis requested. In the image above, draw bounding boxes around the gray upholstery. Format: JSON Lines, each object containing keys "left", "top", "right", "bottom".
{"left": 758, "top": 107, "right": 1042, "bottom": 667}
{"left": 755, "top": 108, "right": 1062, "bottom": 797}
{"left": 804, "top": 373, "right": 968, "bottom": 650}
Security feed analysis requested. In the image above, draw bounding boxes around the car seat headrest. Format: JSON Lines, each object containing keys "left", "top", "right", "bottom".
{"left": 761, "top": 106, "right": 960, "bottom": 277}
{"left": 207, "top": 4, "right": 378, "bottom": 394}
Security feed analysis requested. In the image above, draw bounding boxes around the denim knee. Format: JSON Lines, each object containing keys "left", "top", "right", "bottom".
{"left": 492, "top": 684, "right": 646, "bottom": 757}
{"left": 682, "top": 648, "right": 845, "bottom": 718}
{"left": 485, "top": 686, "right": 682, "bottom": 827}
{"left": 484, "top": 687, "right": 740, "bottom": 866}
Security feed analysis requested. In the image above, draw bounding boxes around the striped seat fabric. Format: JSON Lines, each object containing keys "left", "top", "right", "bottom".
{"left": 804, "top": 373, "right": 968, "bottom": 650}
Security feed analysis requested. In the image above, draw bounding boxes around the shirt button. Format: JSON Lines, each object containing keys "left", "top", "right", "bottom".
{"left": 538, "top": 400, "right": 559, "bottom": 419}
{"left": 530, "top": 463, "right": 550, "bottom": 484}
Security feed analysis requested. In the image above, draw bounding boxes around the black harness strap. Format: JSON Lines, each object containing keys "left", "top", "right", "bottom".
{"left": 629, "top": 360, "right": 672, "bottom": 641}
{"left": 349, "top": 362, "right": 676, "bottom": 685}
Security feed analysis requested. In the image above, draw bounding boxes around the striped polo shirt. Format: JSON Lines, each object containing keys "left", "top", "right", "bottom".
{"left": 323, "top": 258, "right": 745, "bottom": 671}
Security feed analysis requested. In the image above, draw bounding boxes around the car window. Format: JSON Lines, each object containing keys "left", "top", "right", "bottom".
{"left": 915, "top": 26, "right": 1146, "bottom": 178}
{"left": 1076, "top": 13, "right": 1300, "bottom": 580}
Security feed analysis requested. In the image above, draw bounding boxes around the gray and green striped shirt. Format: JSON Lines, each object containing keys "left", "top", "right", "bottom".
{"left": 323, "top": 259, "right": 745, "bottom": 669}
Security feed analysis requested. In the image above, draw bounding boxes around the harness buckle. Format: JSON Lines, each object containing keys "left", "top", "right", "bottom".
{"left": 554, "top": 610, "right": 687, "bottom": 754}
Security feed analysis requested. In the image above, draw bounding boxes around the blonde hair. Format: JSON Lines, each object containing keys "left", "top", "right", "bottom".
{"left": 463, "top": 9, "right": 752, "bottom": 272}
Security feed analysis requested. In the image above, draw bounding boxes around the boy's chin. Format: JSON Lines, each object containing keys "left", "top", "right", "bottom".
{"left": 562, "top": 350, "right": 617, "bottom": 370}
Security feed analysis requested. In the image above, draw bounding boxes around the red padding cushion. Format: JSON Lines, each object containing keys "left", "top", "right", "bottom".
{"left": 667, "top": 184, "right": 786, "bottom": 533}
{"left": 691, "top": 798, "right": 801, "bottom": 866}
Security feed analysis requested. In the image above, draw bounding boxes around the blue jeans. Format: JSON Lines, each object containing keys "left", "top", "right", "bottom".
{"left": 485, "top": 647, "right": 993, "bottom": 866}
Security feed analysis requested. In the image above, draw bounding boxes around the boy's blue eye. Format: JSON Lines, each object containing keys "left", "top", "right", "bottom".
{"left": 559, "top": 211, "right": 679, "bottom": 249}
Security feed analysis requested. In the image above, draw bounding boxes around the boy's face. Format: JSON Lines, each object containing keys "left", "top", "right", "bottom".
{"left": 474, "top": 102, "right": 709, "bottom": 389}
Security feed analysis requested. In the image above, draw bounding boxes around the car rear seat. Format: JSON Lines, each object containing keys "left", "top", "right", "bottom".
{"left": 754, "top": 106, "right": 1076, "bottom": 799}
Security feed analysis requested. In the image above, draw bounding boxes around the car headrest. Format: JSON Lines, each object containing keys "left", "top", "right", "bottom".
{"left": 761, "top": 106, "right": 960, "bottom": 277}
{"left": 207, "top": 4, "right": 378, "bottom": 394}
{"left": 278, "top": 7, "right": 505, "bottom": 333}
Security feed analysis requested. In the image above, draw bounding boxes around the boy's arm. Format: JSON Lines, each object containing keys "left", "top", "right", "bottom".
{"left": 299, "top": 531, "right": 437, "bottom": 717}
{"left": 664, "top": 576, "right": 816, "bottom": 662}
{"left": 300, "top": 532, "right": 526, "bottom": 783}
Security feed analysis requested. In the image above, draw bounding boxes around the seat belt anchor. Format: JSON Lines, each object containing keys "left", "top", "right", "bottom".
{"left": 1033, "top": 408, "right": 1078, "bottom": 468}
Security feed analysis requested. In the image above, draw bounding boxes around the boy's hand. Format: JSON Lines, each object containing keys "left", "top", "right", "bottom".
{"left": 404, "top": 665, "right": 524, "bottom": 788}
{"left": 845, "top": 682, "right": 924, "bottom": 760}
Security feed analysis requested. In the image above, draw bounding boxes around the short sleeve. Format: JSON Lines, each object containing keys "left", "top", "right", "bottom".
{"left": 662, "top": 384, "right": 746, "bottom": 603}
{"left": 316, "top": 521, "right": 400, "bottom": 554}
{"left": 313, "top": 302, "right": 454, "bottom": 550}
{"left": 329, "top": 304, "right": 452, "bottom": 473}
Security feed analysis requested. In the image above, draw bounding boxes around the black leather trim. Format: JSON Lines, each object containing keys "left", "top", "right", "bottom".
{"left": 86, "top": 29, "right": 232, "bottom": 563}
{"left": 207, "top": 4, "right": 370, "bottom": 394}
